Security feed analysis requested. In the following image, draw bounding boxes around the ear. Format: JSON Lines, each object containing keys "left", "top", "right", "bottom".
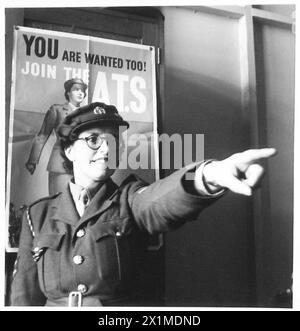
{"left": 64, "top": 145, "right": 75, "bottom": 162}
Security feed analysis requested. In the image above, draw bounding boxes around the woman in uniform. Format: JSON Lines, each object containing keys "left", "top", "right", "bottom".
{"left": 25, "top": 78, "right": 88, "bottom": 195}
{"left": 11, "top": 102, "right": 276, "bottom": 306}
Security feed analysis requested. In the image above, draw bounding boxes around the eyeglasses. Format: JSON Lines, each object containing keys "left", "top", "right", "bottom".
{"left": 77, "top": 134, "right": 119, "bottom": 150}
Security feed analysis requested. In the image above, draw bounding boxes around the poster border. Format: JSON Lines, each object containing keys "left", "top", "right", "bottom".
{"left": 15, "top": 25, "right": 154, "bottom": 50}
{"left": 5, "top": 25, "right": 161, "bottom": 252}
{"left": 6, "top": 26, "right": 19, "bottom": 253}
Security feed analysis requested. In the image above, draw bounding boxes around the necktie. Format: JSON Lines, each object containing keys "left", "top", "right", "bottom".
{"left": 77, "top": 189, "right": 89, "bottom": 217}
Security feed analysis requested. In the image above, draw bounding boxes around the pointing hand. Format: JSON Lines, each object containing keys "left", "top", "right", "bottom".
{"left": 196, "top": 148, "right": 277, "bottom": 196}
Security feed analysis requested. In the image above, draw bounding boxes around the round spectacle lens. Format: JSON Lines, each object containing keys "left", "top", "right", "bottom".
{"left": 86, "top": 135, "right": 103, "bottom": 150}
{"left": 78, "top": 134, "right": 119, "bottom": 150}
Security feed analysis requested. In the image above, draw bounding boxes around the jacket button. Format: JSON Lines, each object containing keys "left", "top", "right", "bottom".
{"left": 115, "top": 231, "right": 122, "bottom": 237}
{"left": 73, "top": 255, "right": 84, "bottom": 265}
{"left": 77, "top": 284, "right": 87, "bottom": 294}
{"left": 76, "top": 229, "right": 85, "bottom": 238}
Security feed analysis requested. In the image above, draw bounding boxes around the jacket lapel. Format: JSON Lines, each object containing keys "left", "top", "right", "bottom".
{"left": 50, "top": 179, "right": 118, "bottom": 227}
{"left": 63, "top": 102, "right": 71, "bottom": 111}
{"left": 51, "top": 185, "right": 80, "bottom": 226}
{"left": 77, "top": 179, "right": 118, "bottom": 227}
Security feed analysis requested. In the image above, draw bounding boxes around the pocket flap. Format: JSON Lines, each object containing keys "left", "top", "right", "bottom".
{"left": 91, "top": 223, "right": 116, "bottom": 241}
{"left": 91, "top": 217, "right": 131, "bottom": 241}
{"left": 34, "top": 233, "right": 65, "bottom": 250}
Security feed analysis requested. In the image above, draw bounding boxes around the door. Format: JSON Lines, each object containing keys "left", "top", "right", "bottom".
{"left": 252, "top": 7, "right": 295, "bottom": 306}
{"left": 160, "top": 5, "right": 294, "bottom": 307}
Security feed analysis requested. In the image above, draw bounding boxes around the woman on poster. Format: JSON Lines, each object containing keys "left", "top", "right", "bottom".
{"left": 25, "top": 78, "right": 88, "bottom": 195}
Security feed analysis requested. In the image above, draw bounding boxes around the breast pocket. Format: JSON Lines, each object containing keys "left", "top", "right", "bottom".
{"left": 33, "top": 233, "right": 65, "bottom": 295}
{"left": 91, "top": 218, "right": 133, "bottom": 282}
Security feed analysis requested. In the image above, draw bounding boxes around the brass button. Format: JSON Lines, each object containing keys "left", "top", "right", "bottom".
{"left": 33, "top": 246, "right": 40, "bottom": 252}
{"left": 115, "top": 231, "right": 122, "bottom": 237}
{"left": 76, "top": 229, "right": 85, "bottom": 238}
{"left": 73, "top": 255, "right": 84, "bottom": 265}
{"left": 77, "top": 284, "right": 87, "bottom": 294}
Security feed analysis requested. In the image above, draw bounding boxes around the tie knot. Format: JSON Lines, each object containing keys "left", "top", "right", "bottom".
{"left": 79, "top": 189, "right": 89, "bottom": 206}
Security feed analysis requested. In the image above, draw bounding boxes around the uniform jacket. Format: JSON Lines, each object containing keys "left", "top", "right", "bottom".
{"left": 27, "top": 103, "right": 74, "bottom": 173}
{"left": 11, "top": 163, "right": 220, "bottom": 306}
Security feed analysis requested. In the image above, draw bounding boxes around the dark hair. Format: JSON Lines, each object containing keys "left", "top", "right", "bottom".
{"left": 59, "top": 132, "right": 79, "bottom": 174}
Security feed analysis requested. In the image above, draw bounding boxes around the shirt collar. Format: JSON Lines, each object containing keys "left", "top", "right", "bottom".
{"left": 69, "top": 180, "right": 103, "bottom": 202}
{"left": 68, "top": 102, "right": 79, "bottom": 111}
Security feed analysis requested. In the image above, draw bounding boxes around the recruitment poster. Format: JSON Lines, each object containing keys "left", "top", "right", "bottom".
{"left": 6, "top": 26, "right": 159, "bottom": 252}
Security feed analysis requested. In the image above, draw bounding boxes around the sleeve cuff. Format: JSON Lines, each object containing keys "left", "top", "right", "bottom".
{"left": 184, "top": 160, "right": 227, "bottom": 198}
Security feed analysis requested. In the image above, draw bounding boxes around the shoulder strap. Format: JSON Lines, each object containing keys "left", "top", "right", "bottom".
{"left": 26, "top": 192, "right": 61, "bottom": 238}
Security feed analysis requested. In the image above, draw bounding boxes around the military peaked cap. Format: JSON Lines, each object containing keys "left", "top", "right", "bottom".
{"left": 57, "top": 102, "right": 129, "bottom": 139}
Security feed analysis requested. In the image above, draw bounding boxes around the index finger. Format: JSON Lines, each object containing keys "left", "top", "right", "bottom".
{"left": 238, "top": 148, "right": 277, "bottom": 164}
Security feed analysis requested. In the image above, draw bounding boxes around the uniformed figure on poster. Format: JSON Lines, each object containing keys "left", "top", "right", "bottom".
{"left": 11, "top": 102, "right": 276, "bottom": 306}
{"left": 25, "top": 78, "right": 88, "bottom": 195}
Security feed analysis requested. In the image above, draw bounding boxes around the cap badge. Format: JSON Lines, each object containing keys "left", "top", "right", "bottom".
{"left": 94, "top": 106, "right": 106, "bottom": 115}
